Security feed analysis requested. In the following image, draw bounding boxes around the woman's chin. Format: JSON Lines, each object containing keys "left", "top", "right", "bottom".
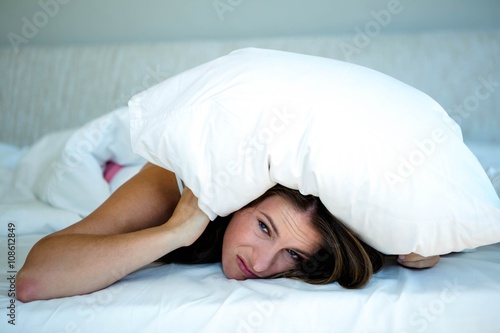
{"left": 221, "top": 261, "right": 244, "bottom": 280}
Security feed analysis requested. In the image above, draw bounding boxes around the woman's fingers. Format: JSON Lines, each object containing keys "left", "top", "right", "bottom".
{"left": 165, "top": 187, "right": 211, "bottom": 246}
{"left": 397, "top": 252, "right": 440, "bottom": 269}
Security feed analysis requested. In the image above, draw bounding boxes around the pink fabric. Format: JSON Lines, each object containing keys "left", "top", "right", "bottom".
{"left": 103, "top": 161, "right": 123, "bottom": 183}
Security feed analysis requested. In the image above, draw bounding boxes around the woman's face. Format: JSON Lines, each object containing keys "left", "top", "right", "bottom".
{"left": 221, "top": 195, "right": 322, "bottom": 280}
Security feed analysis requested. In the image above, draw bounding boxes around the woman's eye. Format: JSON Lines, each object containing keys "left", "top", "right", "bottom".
{"left": 258, "top": 220, "right": 269, "bottom": 234}
{"left": 288, "top": 250, "right": 303, "bottom": 262}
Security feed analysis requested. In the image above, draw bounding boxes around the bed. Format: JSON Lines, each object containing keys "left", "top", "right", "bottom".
{"left": 1, "top": 29, "right": 500, "bottom": 333}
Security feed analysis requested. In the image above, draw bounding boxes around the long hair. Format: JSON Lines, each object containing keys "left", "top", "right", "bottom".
{"left": 159, "top": 215, "right": 231, "bottom": 265}
{"left": 159, "top": 184, "right": 384, "bottom": 288}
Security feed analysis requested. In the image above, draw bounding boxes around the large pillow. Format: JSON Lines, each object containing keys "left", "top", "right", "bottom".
{"left": 128, "top": 48, "right": 500, "bottom": 256}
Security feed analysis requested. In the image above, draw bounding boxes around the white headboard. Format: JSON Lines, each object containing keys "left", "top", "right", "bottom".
{"left": 1, "top": 29, "right": 499, "bottom": 147}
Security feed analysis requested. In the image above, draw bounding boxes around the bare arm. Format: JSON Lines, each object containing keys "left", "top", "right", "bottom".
{"left": 16, "top": 163, "right": 209, "bottom": 302}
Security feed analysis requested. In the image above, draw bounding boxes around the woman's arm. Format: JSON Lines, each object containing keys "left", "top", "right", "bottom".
{"left": 16, "top": 163, "right": 209, "bottom": 302}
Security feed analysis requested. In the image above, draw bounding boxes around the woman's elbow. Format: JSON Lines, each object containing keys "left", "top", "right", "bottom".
{"left": 16, "top": 269, "right": 43, "bottom": 303}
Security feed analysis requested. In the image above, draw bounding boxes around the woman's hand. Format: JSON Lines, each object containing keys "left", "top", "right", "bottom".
{"left": 397, "top": 253, "right": 440, "bottom": 269}
{"left": 163, "top": 187, "right": 211, "bottom": 247}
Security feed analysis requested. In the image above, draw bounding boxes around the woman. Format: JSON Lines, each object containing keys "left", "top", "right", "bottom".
{"left": 16, "top": 163, "right": 439, "bottom": 302}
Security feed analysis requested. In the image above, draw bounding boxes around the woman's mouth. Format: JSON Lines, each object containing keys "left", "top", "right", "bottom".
{"left": 237, "top": 256, "right": 258, "bottom": 279}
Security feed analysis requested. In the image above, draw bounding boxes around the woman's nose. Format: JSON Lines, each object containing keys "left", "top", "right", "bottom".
{"left": 252, "top": 246, "right": 277, "bottom": 273}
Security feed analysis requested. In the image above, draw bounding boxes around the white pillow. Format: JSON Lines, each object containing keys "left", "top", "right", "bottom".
{"left": 128, "top": 48, "right": 500, "bottom": 256}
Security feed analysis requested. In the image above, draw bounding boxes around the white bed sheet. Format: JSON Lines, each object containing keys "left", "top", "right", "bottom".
{"left": 1, "top": 110, "right": 499, "bottom": 333}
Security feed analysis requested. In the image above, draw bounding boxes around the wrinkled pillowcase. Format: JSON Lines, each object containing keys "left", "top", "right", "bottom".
{"left": 129, "top": 47, "right": 500, "bottom": 256}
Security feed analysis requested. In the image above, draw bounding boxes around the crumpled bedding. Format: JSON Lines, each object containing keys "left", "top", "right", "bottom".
{"left": 12, "top": 107, "right": 145, "bottom": 218}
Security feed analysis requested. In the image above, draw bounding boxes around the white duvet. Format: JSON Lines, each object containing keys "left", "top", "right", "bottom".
{"left": 1, "top": 108, "right": 500, "bottom": 333}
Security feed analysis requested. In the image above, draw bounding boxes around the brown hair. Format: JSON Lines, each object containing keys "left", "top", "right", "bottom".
{"left": 160, "top": 184, "right": 384, "bottom": 288}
